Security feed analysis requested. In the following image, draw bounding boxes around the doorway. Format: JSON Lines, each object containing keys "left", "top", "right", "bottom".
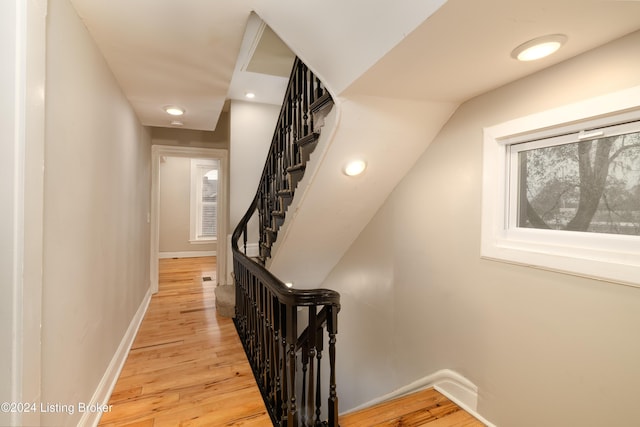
{"left": 150, "top": 145, "right": 229, "bottom": 294}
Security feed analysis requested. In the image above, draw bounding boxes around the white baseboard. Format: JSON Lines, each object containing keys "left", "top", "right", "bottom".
{"left": 433, "top": 372, "right": 496, "bottom": 427}
{"left": 158, "top": 250, "right": 216, "bottom": 259}
{"left": 341, "top": 369, "right": 495, "bottom": 426}
{"left": 78, "top": 288, "right": 152, "bottom": 427}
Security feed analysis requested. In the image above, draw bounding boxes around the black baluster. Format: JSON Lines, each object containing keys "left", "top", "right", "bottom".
{"left": 302, "top": 63, "right": 309, "bottom": 137}
{"left": 301, "top": 334, "right": 308, "bottom": 426}
{"left": 280, "top": 304, "right": 289, "bottom": 426}
{"left": 273, "top": 298, "right": 282, "bottom": 420}
{"left": 328, "top": 306, "right": 338, "bottom": 427}
{"left": 315, "top": 321, "right": 324, "bottom": 426}
{"left": 286, "top": 305, "right": 298, "bottom": 426}
{"left": 307, "top": 307, "right": 317, "bottom": 425}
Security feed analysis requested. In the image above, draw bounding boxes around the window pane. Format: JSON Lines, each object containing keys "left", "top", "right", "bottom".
{"left": 201, "top": 175, "right": 217, "bottom": 238}
{"left": 202, "top": 175, "right": 217, "bottom": 203}
{"left": 201, "top": 203, "right": 217, "bottom": 237}
{"left": 517, "top": 131, "right": 640, "bottom": 235}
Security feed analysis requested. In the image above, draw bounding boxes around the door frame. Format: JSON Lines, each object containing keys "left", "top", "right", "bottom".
{"left": 150, "top": 145, "right": 229, "bottom": 293}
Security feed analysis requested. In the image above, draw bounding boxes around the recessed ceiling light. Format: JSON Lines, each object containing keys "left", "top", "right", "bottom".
{"left": 164, "top": 105, "right": 185, "bottom": 116}
{"left": 285, "top": 282, "right": 294, "bottom": 288}
{"left": 344, "top": 160, "right": 367, "bottom": 176}
{"left": 245, "top": 92, "right": 256, "bottom": 99}
{"left": 511, "top": 34, "right": 567, "bottom": 61}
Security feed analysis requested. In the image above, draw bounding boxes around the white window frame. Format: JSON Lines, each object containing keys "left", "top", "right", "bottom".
{"left": 190, "top": 158, "right": 218, "bottom": 243}
{"left": 481, "top": 85, "right": 640, "bottom": 288}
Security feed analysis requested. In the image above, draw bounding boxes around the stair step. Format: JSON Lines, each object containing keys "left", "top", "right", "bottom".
{"left": 277, "top": 188, "right": 294, "bottom": 199}
{"left": 271, "top": 210, "right": 285, "bottom": 231}
{"left": 295, "top": 132, "right": 320, "bottom": 164}
{"left": 339, "top": 388, "right": 484, "bottom": 427}
{"left": 259, "top": 242, "right": 271, "bottom": 259}
{"left": 265, "top": 227, "right": 277, "bottom": 244}
{"left": 277, "top": 190, "right": 294, "bottom": 212}
{"left": 287, "top": 163, "right": 306, "bottom": 188}
{"left": 309, "top": 92, "right": 333, "bottom": 114}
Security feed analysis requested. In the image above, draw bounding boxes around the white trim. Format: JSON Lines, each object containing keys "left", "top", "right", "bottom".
{"left": 341, "top": 369, "right": 494, "bottom": 426}
{"left": 81, "top": 288, "right": 152, "bottom": 427}
{"left": 434, "top": 383, "right": 496, "bottom": 427}
{"left": 190, "top": 158, "right": 219, "bottom": 241}
{"left": 482, "top": 85, "right": 640, "bottom": 288}
{"left": 188, "top": 238, "right": 217, "bottom": 244}
{"left": 13, "top": 0, "right": 27, "bottom": 412}
{"left": 1, "top": 1, "right": 28, "bottom": 424}
{"left": 151, "top": 145, "right": 229, "bottom": 293}
{"left": 158, "top": 251, "right": 217, "bottom": 259}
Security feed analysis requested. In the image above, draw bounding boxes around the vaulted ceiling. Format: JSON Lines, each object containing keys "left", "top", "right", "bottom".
{"left": 68, "top": 0, "right": 640, "bottom": 131}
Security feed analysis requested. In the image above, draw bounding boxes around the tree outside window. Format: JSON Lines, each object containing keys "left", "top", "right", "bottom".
{"left": 516, "top": 127, "right": 640, "bottom": 236}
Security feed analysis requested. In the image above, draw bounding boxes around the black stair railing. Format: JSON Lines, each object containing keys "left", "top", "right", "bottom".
{"left": 232, "top": 57, "right": 340, "bottom": 427}
{"left": 256, "top": 57, "right": 332, "bottom": 263}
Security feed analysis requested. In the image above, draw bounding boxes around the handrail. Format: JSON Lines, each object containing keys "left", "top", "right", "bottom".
{"left": 231, "top": 57, "right": 340, "bottom": 427}
{"left": 232, "top": 205, "right": 340, "bottom": 307}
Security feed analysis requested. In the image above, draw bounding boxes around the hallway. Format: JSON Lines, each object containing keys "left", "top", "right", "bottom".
{"left": 98, "top": 257, "right": 270, "bottom": 426}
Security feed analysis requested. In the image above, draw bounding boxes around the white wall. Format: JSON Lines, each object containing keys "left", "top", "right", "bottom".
{"left": 0, "top": 2, "right": 22, "bottom": 424}
{"left": 159, "top": 156, "right": 216, "bottom": 254}
{"left": 228, "top": 100, "right": 280, "bottom": 279}
{"left": 42, "top": 0, "right": 151, "bottom": 425}
{"left": 255, "top": 0, "right": 446, "bottom": 94}
{"left": 0, "top": 1, "right": 46, "bottom": 426}
{"left": 323, "top": 31, "right": 640, "bottom": 426}
{"left": 229, "top": 100, "right": 280, "bottom": 229}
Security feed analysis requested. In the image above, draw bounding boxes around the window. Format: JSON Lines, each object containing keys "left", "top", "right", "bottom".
{"left": 191, "top": 158, "right": 219, "bottom": 242}
{"left": 482, "top": 85, "right": 640, "bottom": 288}
{"left": 509, "top": 121, "right": 640, "bottom": 235}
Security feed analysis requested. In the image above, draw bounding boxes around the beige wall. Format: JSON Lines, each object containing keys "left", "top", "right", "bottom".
{"left": 228, "top": 100, "right": 280, "bottom": 281}
{"left": 159, "top": 156, "right": 216, "bottom": 253}
{"left": 42, "top": 0, "right": 151, "bottom": 425}
{"left": 151, "top": 117, "right": 229, "bottom": 150}
{"left": 229, "top": 100, "right": 280, "bottom": 229}
{"left": 324, "top": 31, "right": 640, "bottom": 426}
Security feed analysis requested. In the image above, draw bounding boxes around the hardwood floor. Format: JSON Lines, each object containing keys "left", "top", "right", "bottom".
{"left": 340, "top": 388, "right": 485, "bottom": 427}
{"left": 99, "top": 256, "right": 484, "bottom": 427}
{"left": 98, "top": 257, "right": 271, "bottom": 427}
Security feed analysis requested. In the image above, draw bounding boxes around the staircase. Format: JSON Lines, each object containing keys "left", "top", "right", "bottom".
{"left": 253, "top": 59, "right": 333, "bottom": 264}
{"left": 225, "top": 55, "right": 488, "bottom": 427}
{"left": 231, "top": 57, "right": 340, "bottom": 427}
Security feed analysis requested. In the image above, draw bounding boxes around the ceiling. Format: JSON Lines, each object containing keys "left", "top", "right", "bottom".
{"left": 68, "top": 0, "right": 640, "bottom": 132}
{"left": 68, "top": 1, "right": 294, "bottom": 131}
{"left": 343, "top": 0, "right": 640, "bottom": 102}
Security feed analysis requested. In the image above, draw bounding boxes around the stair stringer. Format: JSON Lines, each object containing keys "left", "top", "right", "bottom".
{"left": 267, "top": 94, "right": 458, "bottom": 289}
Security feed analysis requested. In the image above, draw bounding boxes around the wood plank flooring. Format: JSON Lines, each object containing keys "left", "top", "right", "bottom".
{"left": 340, "top": 388, "right": 485, "bottom": 427}
{"left": 99, "top": 256, "right": 484, "bottom": 427}
{"left": 98, "top": 257, "right": 271, "bottom": 427}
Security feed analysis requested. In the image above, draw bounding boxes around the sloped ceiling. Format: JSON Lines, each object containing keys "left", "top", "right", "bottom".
{"left": 343, "top": 0, "right": 640, "bottom": 102}
{"left": 68, "top": 0, "right": 640, "bottom": 132}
